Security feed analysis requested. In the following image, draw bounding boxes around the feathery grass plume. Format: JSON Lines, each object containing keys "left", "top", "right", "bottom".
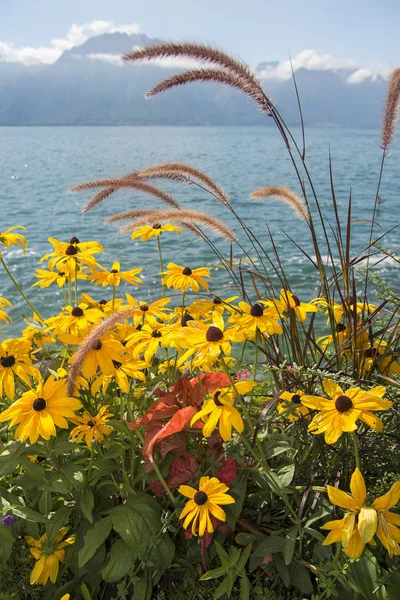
{"left": 67, "top": 307, "right": 139, "bottom": 396}
{"left": 381, "top": 68, "right": 400, "bottom": 152}
{"left": 70, "top": 178, "right": 181, "bottom": 213}
{"left": 115, "top": 209, "right": 237, "bottom": 242}
{"left": 250, "top": 186, "right": 310, "bottom": 222}
{"left": 131, "top": 163, "right": 231, "bottom": 206}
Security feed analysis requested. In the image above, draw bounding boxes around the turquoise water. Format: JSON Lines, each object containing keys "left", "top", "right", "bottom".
{"left": 0, "top": 126, "right": 399, "bottom": 336}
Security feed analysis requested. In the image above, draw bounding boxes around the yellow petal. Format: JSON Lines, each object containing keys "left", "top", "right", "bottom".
{"left": 358, "top": 507, "right": 378, "bottom": 543}
{"left": 327, "top": 486, "right": 358, "bottom": 511}
{"left": 350, "top": 468, "right": 366, "bottom": 507}
{"left": 344, "top": 528, "right": 365, "bottom": 560}
{"left": 178, "top": 485, "right": 196, "bottom": 499}
{"left": 372, "top": 482, "right": 400, "bottom": 511}
{"left": 342, "top": 512, "right": 356, "bottom": 547}
{"left": 323, "top": 379, "right": 344, "bottom": 399}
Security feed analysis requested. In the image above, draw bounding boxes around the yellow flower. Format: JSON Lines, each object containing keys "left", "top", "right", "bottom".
{"left": 125, "top": 295, "right": 171, "bottom": 327}
{"left": 0, "top": 297, "right": 12, "bottom": 325}
{"left": 301, "top": 380, "right": 392, "bottom": 445}
{"left": 229, "top": 301, "right": 282, "bottom": 339}
{"left": 161, "top": 263, "right": 211, "bottom": 293}
{"left": 56, "top": 367, "right": 88, "bottom": 395}
{"left": 360, "top": 340, "right": 400, "bottom": 378}
{"left": 324, "top": 297, "right": 379, "bottom": 324}
{"left": 32, "top": 264, "right": 84, "bottom": 288}
{"left": 0, "top": 376, "right": 82, "bottom": 443}
{"left": 177, "top": 314, "right": 235, "bottom": 370}
{"left": 131, "top": 223, "right": 184, "bottom": 241}
{"left": 40, "top": 236, "right": 103, "bottom": 272}
{"left": 0, "top": 338, "right": 41, "bottom": 400}
{"left": 0, "top": 226, "right": 28, "bottom": 252}
{"left": 27, "top": 527, "right": 74, "bottom": 585}
{"left": 322, "top": 468, "right": 400, "bottom": 559}
{"left": 50, "top": 303, "right": 104, "bottom": 337}
{"left": 70, "top": 405, "right": 113, "bottom": 448}
{"left": 316, "top": 323, "right": 349, "bottom": 350}
{"left": 91, "top": 356, "right": 149, "bottom": 394}
{"left": 81, "top": 292, "right": 124, "bottom": 315}
{"left": 178, "top": 476, "right": 235, "bottom": 536}
{"left": 270, "top": 289, "right": 319, "bottom": 322}
{"left": 88, "top": 261, "right": 143, "bottom": 288}
{"left": 189, "top": 295, "right": 239, "bottom": 318}
{"left": 191, "top": 381, "right": 254, "bottom": 441}
{"left": 70, "top": 334, "right": 124, "bottom": 379}
{"left": 126, "top": 323, "right": 168, "bottom": 363}
{"left": 277, "top": 390, "right": 310, "bottom": 421}
{"left": 372, "top": 480, "right": 400, "bottom": 556}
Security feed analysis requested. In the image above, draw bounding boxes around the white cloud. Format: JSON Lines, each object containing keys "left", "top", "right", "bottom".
{"left": 347, "top": 62, "right": 391, "bottom": 84}
{"left": 0, "top": 20, "right": 141, "bottom": 65}
{"left": 257, "top": 49, "right": 357, "bottom": 80}
{"left": 87, "top": 53, "right": 124, "bottom": 67}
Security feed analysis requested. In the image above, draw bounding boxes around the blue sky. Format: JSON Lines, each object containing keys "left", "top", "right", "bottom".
{"left": 0, "top": 0, "right": 399, "bottom": 70}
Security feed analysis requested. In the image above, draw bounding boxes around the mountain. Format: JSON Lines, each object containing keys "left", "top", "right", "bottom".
{"left": 0, "top": 32, "right": 388, "bottom": 127}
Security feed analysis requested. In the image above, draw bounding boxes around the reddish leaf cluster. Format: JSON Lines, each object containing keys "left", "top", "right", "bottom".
{"left": 148, "top": 452, "right": 199, "bottom": 496}
{"left": 128, "top": 373, "right": 230, "bottom": 465}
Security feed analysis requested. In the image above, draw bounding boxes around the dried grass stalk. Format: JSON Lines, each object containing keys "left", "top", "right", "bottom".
{"left": 131, "top": 163, "right": 231, "bottom": 206}
{"left": 250, "top": 186, "right": 310, "bottom": 222}
{"left": 145, "top": 68, "right": 269, "bottom": 113}
{"left": 381, "top": 68, "right": 400, "bottom": 151}
{"left": 70, "top": 179, "right": 181, "bottom": 212}
{"left": 108, "top": 212, "right": 201, "bottom": 237}
{"left": 115, "top": 209, "right": 237, "bottom": 242}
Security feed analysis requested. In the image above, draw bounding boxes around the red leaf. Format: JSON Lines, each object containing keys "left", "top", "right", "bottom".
{"left": 199, "top": 372, "right": 230, "bottom": 394}
{"left": 147, "top": 406, "right": 198, "bottom": 461}
{"left": 216, "top": 457, "right": 237, "bottom": 486}
{"left": 167, "top": 453, "right": 199, "bottom": 487}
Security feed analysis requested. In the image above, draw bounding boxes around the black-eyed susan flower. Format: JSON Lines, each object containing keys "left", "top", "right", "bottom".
{"left": 277, "top": 390, "right": 310, "bottom": 421}
{"left": 270, "top": 289, "right": 319, "bottom": 322}
{"left": 0, "top": 338, "right": 41, "bottom": 400}
{"left": 0, "top": 226, "right": 28, "bottom": 252}
{"left": 301, "top": 380, "right": 392, "bottom": 445}
{"left": 191, "top": 381, "right": 255, "bottom": 441}
{"left": 230, "top": 301, "right": 282, "bottom": 338}
{"left": 0, "top": 376, "right": 82, "bottom": 443}
{"left": 131, "top": 223, "right": 184, "bottom": 241}
{"left": 26, "top": 527, "right": 74, "bottom": 585}
{"left": 359, "top": 340, "right": 400, "bottom": 378}
{"left": 56, "top": 367, "right": 88, "bottom": 396}
{"left": 81, "top": 292, "right": 124, "bottom": 315}
{"left": 91, "top": 356, "right": 149, "bottom": 394}
{"left": 178, "top": 476, "right": 235, "bottom": 536}
{"left": 50, "top": 303, "right": 104, "bottom": 337}
{"left": 70, "top": 333, "right": 124, "bottom": 379}
{"left": 316, "top": 323, "right": 349, "bottom": 351}
{"left": 41, "top": 236, "right": 102, "bottom": 272}
{"left": 372, "top": 480, "right": 400, "bottom": 556}
{"left": 88, "top": 261, "right": 143, "bottom": 288}
{"left": 327, "top": 297, "right": 379, "bottom": 324}
{"left": 32, "top": 264, "right": 83, "bottom": 289}
{"left": 125, "top": 323, "right": 167, "bottom": 363}
{"left": 189, "top": 295, "right": 239, "bottom": 318}
{"left": 70, "top": 405, "right": 113, "bottom": 448}
{"left": 125, "top": 294, "right": 171, "bottom": 327}
{"left": 161, "top": 263, "right": 211, "bottom": 293}
{"left": 177, "top": 314, "right": 234, "bottom": 370}
{"left": 0, "top": 297, "right": 12, "bottom": 325}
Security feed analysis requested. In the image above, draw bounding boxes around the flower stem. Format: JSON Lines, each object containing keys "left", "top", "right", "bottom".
{"left": 152, "top": 455, "right": 176, "bottom": 505}
{"left": 1, "top": 255, "right": 44, "bottom": 322}
{"left": 351, "top": 431, "right": 360, "bottom": 469}
{"left": 157, "top": 236, "right": 164, "bottom": 296}
{"left": 112, "top": 284, "right": 116, "bottom": 312}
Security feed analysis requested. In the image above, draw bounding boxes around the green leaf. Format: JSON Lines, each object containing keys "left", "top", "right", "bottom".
{"left": 0, "top": 524, "right": 14, "bottom": 543}
{"left": 21, "top": 313, "right": 46, "bottom": 329}
{"left": 213, "top": 577, "right": 229, "bottom": 600}
{"left": 240, "top": 575, "right": 251, "bottom": 600}
{"left": 38, "top": 491, "right": 52, "bottom": 516}
{"left": 101, "top": 539, "right": 137, "bottom": 583}
{"left": 277, "top": 464, "right": 295, "bottom": 488}
{"left": 111, "top": 502, "right": 159, "bottom": 557}
{"left": 134, "top": 570, "right": 152, "bottom": 600}
{"left": 11, "top": 505, "right": 47, "bottom": 523}
{"left": 80, "top": 583, "right": 92, "bottom": 600}
{"left": 236, "top": 544, "right": 252, "bottom": 574}
{"left": 46, "top": 506, "right": 72, "bottom": 541}
{"left": 0, "top": 442, "right": 25, "bottom": 476}
{"left": 62, "top": 463, "right": 86, "bottom": 491}
{"left": 235, "top": 532, "right": 258, "bottom": 545}
{"left": 254, "top": 536, "right": 284, "bottom": 557}
{"left": 21, "top": 458, "right": 46, "bottom": 482}
{"left": 291, "top": 562, "right": 314, "bottom": 595}
{"left": 214, "top": 540, "right": 230, "bottom": 565}
{"left": 283, "top": 525, "right": 298, "bottom": 565}
{"left": 200, "top": 565, "right": 230, "bottom": 581}
{"left": 273, "top": 553, "right": 290, "bottom": 587}
{"left": 78, "top": 516, "right": 112, "bottom": 568}
{"left": 80, "top": 488, "right": 94, "bottom": 523}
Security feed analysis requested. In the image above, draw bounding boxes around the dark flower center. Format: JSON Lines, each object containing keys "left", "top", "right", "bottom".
{"left": 87, "top": 420, "right": 95, "bottom": 427}
{"left": 344, "top": 296, "right": 356, "bottom": 305}
{"left": 153, "top": 223, "right": 161, "bottom": 229}
{"left": 194, "top": 491, "right": 208, "bottom": 506}
{"left": 33, "top": 397, "right": 46, "bottom": 411}
{"left": 214, "top": 391, "right": 223, "bottom": 406}
{"left": 250, "top": 303, "right": 264, "bottom": 317}
{"left": 292, "top": 295, "right": 301, "bottom": 307}
{"left": 65, "top": 244, "right": 78, "bottom": 256}
{"left": 112, "top": 360, "right": 122, "bottom": 369}
{"left": 71, "top": 306, "right": 84, "bottom": 317}
{"left": 181, "top": 312, "right": 194, "bottom": 327}
{"left": 69, "top": 236, "right": 80, "bottom": 244}
{"left": 152, "top": 331, "right": 162, "bottom": 338}
{"left": 93, "top": 340, "right": 102, "bottom": 350}
{"left": 336, "top": 323, "right": 347, "bottom": 332}
{"left": 335, "top": 395, "right": 353, "bottom": 413}
{"left": 140, "top": 305, "right": 149, "bottom": 312}
{"left": 206, "top": 326, "right": 224, "bottom": 342}
{"left": 364, "top": 347, "right": 378, "bottom": 358}
{"left": 110, "top": 269, "right": 119, "bottom": 274}
{"left": 1, "top": 355, "right": 15, "bottom": 368}
{"left": 182, "top": 267, "right": 192, "bottom": 276}
{"left": 213, "top": 296, "right": 222, "bottom": 305}
{"left": 58, "top": 271, "right": 65, "bottom": 277}
{"left": 291, "top": 394, "right": 301, "bottom": 404}
{"left": 99, "top": 299, "right": 107, "bottom": 305}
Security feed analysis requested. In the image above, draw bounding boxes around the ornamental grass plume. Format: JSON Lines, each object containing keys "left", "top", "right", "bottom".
{"left": 381, "top": 67, "right": 400, "bottom": 152}
{"left": 250, "top": 186, "right": 310, "bottom": 222}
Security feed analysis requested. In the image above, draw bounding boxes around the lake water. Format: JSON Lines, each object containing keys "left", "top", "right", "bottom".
{"left": 1, "top": 126, "right": 399, "bottom": 336}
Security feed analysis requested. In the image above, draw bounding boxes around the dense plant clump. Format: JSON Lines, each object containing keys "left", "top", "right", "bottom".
{"left": 0, "top": 42, "right": 399, "bottom": 600}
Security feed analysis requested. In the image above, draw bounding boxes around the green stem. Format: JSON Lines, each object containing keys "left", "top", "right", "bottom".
{"left": 112, "top": 284, "right": 116, "bottom": 312}
{"left": 157, "top": 236, "right": 164, "bottom": 296}
{"left": 74, "top": 263, "right": 78, "bottom": 306}
{"left": 1, "top": 255, "right": 44, "bottom": 321}
{"left": 351, "top": 431, "right": 360, "bottom": 469}
{"left": 152, "top": 456, "right": 176, "bottom": 505}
